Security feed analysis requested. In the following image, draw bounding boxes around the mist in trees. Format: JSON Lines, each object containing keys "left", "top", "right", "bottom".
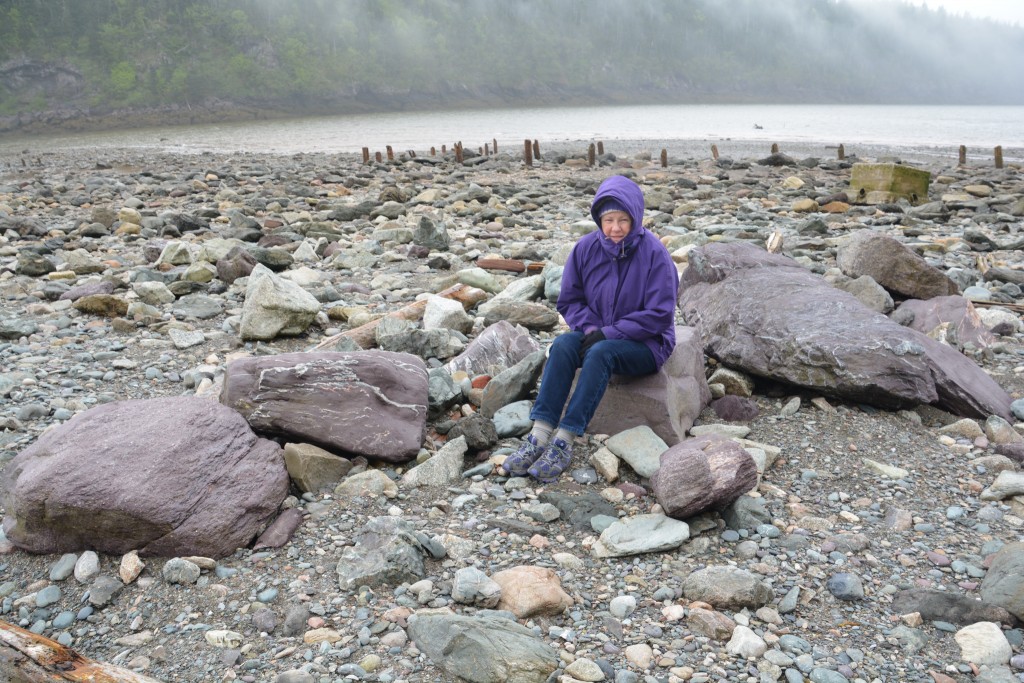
{"left": 1, "top": 0, "right": 1022, "bottom": 119}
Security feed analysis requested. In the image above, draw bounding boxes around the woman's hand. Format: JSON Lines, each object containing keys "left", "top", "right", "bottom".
{"left": 580, "top": 329, "right": 606, "bottom": 356}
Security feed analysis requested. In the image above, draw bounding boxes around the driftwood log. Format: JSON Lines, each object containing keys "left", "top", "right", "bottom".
{"left": 0, "top": 619, "right": 163, "bottom": 682}
{"left": 313, "top": 283, "right": 488, "bottom": 350}
{"left": 475, "top": 258, "right": 545, "bottom": 274}
{"left": 476, "top": 258, "right": 526, "bottom": 273}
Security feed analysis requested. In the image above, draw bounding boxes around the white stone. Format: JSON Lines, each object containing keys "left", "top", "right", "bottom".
{"left": 74, "top": 550, "right": 100, "bottom": 583}
{"left": 981, "top": 471, "right": 1024, "bottom": 501}
{"left": 954, "top": 621, "right": 1011, "bottom": 666}
{"left": 726, "top": 624, "right": 767, "bottom": 658}
{"left": 861, "top": 458, "right": 909, "bottom": 479}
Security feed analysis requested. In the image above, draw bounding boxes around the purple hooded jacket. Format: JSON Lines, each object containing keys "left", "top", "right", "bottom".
{"left": 557, "top": 175, "right": 679, "bottom": 369}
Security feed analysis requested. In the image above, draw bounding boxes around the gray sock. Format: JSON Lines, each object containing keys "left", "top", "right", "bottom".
{"left": 530, "top": 421, "right": 554, "bottom": 445}
{"left": 554, "top": 428, "right": 576, "bottom": 444}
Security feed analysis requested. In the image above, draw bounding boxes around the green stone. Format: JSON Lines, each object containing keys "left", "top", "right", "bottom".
{"left": 849, "top": 163, "right": 930, "bottom": 205}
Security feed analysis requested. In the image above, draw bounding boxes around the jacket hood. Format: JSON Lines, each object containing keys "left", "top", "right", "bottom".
{"left": 591, "top": 175, "right": 646, "bottom": 258}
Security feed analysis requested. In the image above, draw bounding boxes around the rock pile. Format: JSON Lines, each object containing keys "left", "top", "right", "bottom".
{"left": 0, "top": 141, "right": 1023, "bottom": 682}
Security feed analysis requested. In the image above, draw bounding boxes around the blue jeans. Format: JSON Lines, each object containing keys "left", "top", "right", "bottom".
{"left": 530, "top": 331, "right": 657, "bottom": 436}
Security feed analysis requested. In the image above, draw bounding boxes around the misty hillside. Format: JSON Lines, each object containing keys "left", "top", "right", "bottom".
{"left": 1, "top": 0, "right": 1023, "bottom": 132}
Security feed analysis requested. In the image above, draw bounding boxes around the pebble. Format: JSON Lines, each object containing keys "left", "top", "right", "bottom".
{"left": 48, "top": 553, "right": 78, "bottom": 581}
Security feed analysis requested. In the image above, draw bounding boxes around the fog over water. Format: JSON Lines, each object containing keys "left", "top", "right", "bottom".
{"left": 3, "top": 104, "right": 1021, "bottom": 164}
{"left": 3, "top": 0, "right": 1024, "bottom": 138}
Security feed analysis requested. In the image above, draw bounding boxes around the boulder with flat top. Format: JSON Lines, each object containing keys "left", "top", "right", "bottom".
{"left": 222, "top": 350, "right": 428, "bottom": 462}
{"left": 586, "top": 326, "right": 711, "bottom": 445}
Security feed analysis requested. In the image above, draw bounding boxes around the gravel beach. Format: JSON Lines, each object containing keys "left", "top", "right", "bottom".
{"left": 1, "top": 138, "right": 1023, "bottom": 683}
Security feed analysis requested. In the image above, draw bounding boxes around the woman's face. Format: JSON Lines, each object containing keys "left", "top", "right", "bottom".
{"left": 600, "top": 210, "right": 632, "bottom": 244}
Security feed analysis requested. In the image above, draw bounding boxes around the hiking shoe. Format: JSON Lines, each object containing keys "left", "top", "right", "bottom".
{"left": 528, "top": 437, "right": 573, "bottom": 483}
{"left": 503, "top": 433, "right": 544, "bottom": 477}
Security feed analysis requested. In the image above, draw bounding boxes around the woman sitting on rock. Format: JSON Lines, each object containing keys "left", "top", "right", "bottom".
{"left": 504, "top": 174, "right": 679, "bottom": 482}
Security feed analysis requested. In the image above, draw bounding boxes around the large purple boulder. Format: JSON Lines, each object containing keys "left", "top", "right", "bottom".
{"left": 679, "top": 242, "right": 1012, "bottom": 420}
{"left": 222, "top": 351, "right": 428, "bottom": 463}
{"left": 1, "top": 396, "right": 287, "bottom": 558}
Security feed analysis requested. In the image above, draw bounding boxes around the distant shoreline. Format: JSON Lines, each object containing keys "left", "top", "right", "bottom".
{"left": 2, "top": 137, "right": 1017, "bottom": 174}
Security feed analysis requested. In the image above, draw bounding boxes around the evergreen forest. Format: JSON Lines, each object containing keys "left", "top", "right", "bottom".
{"left": 1, "top": 0, "right": 1022, "bottom": 129}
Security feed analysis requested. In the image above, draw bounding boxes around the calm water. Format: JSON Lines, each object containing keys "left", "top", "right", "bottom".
{"left": 2, "top": 104, "right": 1022, "bottom": 161}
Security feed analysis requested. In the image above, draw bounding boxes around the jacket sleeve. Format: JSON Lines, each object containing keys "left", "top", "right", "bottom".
{"left": 557, "top": 243, "right": 602, "bottom": 332}
{"left": 602, "top": 246, "right": 678, "bottom": 342}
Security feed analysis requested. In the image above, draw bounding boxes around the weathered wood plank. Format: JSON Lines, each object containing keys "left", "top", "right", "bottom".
{"left": 0, "top": 620, "right": 164, "bottom": 682}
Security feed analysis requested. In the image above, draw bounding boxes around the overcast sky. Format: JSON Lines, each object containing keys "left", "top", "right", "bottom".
{"left": 908, "top": 0, "right": 1024, "bottom": 25}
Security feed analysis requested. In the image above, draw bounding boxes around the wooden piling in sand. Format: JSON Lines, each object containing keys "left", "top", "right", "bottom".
{"left": 533, "top": 140, "right": 540, "bottom": 160}
{"left": 430, "top": 147, "right": 436, "bottom": 156}
{"left": 374, "top": 151, "right": 382, "bottom": 163}
{"left": 361, "top": 147, "right": 370, "bottom": 163}
{"left": 455, "top": 143, "right": 463, "bottom": 164}
{"left": 711, "top": 144, "right": 719, "bottom": 160}
{"left": 386, "top": 145, "right": 394, "bottom": 161}
{"left": 995, "top": 146, "right": 1004, "bottom": 169}
{"left": 588, "top": 143, "right": 596, "bottom": 167}
{"left": 771, "top": 143, "right": 779, "bottom": 154}
{"left": 493, "top": 138, "right": 498, "bottom": 154}
{"left": 524, "top": 140, "right": 533, "bottom": 167}
{"left": 442, "top": 144, "right": 447, "bottom": 154}
{"left": 837, "top": 144, "right": 845, "bottom": 160}
{"left": 959, "top": 145, "right": 967, "bottom": 166}
{"left": 660, "top": 149, "right": 668, "bottom": 168}
{"left": 597, "top": 141, "right": 604, "bottom": 155}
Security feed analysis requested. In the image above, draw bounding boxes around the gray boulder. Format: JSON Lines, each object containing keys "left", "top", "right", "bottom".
{"left": 446, "top": 413, "right": 498, "bottom": 450}
{"left": 837, "top": 230, "right": 959, "bottom": 300}
{"left": 239, "top": 264, "right": 321, "bottom": 341}
{"left": 1, "top": 396, "right": 287, "bottom": 558}
{"left": 407, "top": 611, "right": 558, "bottom": 683}
{"left": 832, "top": 274, "right": 894, "bottom": 314}
{"left": 480, "top": 351, "right": 546, "bottom": 418}
{"left": 679, "top": 242, "right": 1012, "bottom": 420}
{"left": 412, "top": 215, "right": 450, "bottom": 250}
{"left": 336, "top": 517, "right": 428, "bottom": 590}
{"left": 682, "top": 566, "right": 774, "bottom": 610}
{"left": 402, "top": 436, "right": 467, "bottom": 488}
{"left": 377, "top": 327, "right": 462, "bottom": 360}
{"left": 980, "top": 542, "right": 1024, "bottom": 620}
{"left": 481, "top": 301, "right": 559, "bottom": 331}
{"left": 17, "top": 251, "right": 55, "bottom": 276}
{"left": 451, "top": 567, "right": 502, "bottom": 608}
{"left": 222, "top": 351, "right": 428, "bottom": 463}
{"left": 422, "top": 295, "right": 473, "bottom": 335}
{"left": 591, "top": 514, "right": 690, "bottom": 558}
{"left": 444, "top": 320, "right": 540, "bottom": 376}
{"left": 427, "top": 367, "right": 462, "bottom": 417}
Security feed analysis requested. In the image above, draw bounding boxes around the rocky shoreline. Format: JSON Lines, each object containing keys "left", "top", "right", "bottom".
{"left": 1, "top": 140, "right": 1024, "bottom": 683}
